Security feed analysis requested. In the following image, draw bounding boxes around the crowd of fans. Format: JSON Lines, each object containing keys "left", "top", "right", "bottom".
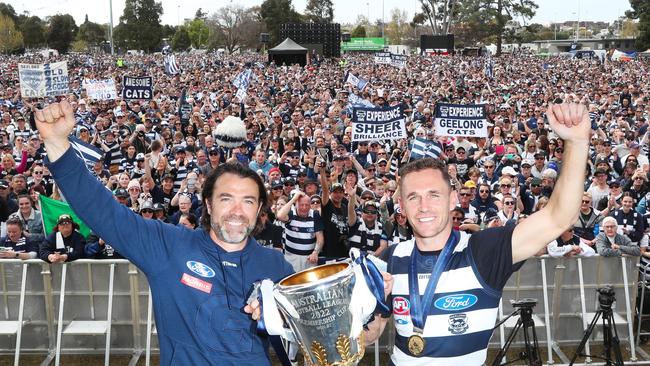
{"left": 0, "top": 51, "right": 649, "bottom": 269}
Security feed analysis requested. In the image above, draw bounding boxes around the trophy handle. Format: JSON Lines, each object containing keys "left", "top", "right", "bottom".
{"left": 260, "top": 279, "right": 297, "bottom": 342}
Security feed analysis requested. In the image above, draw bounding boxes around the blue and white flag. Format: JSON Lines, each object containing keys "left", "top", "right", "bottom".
{"left": 485, "top": 58, "right": 494, "bottom": 79}
{"left": 69, "top": 136, "right": 103, "bottom": 170}
{"left": 344, "top": 72, "right": 369, "bottom": 90}
{"left": 233, "top": 69, "right": 252, "bottom": 89}
{"left": 346, "top": 93, "right": 375, "bottom": 115}
{"left": 164, "top": 54, "right": 180, "bottom": 75}
{"left": 409, "top": 137, "right": 443, "bottom": 161}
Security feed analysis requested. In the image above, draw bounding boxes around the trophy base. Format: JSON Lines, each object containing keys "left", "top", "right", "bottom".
{"left": 302, "top": 332, "right": 365, "bottom": 366}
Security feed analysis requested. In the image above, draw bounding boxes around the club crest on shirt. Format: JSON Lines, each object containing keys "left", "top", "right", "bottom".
{"left": 448, "top": 313, "right": 469, "bottom": 335}
{"left": 186, "top": 261, "right": 216, "bottom": 278}
{"left": 393, "top": 296, "right": 410, "bottom": 315}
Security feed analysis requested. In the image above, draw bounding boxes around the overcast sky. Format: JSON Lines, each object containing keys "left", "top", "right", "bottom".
{"left": 8, "top": 0, "right": 631, "bottom": 28}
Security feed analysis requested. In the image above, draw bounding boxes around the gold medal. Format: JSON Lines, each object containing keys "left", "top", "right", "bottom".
{"left": 407, "top": 334, "right": 425, "bottom": 356}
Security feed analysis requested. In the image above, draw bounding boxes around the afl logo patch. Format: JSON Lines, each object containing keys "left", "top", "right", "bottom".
{"left": 393, "top": 296, "right": 410, "bottom": 315}
{"left": 186, "top": 261, "right": 216, "bottom": 278}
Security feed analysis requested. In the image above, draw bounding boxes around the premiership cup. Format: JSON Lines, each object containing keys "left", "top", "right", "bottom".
{"left": 260, "top": 258, "right": 378, "bottom": 366}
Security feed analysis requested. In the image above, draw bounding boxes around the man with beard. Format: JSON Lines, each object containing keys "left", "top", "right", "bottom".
{"left": 33, "top": 101, "right": 293, "bottom": 366}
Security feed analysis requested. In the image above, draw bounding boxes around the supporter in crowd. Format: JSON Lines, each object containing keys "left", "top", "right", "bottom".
{"left": 276, "top": 190, "right": 324, "bottom": 271}
{"left": 11, "top": 194, "right": 44, "bottom": 243}
{"left": 596, "top": 217, "right": 641, "bottom": 257}
{"left": 39, "top": 214, "right": 86, "bottom": 263}
{"left": 0, "top": 216, "right": 37, "bottom": 259}
{"left": 547, "top": 228, "right": 596, "bottom": 257}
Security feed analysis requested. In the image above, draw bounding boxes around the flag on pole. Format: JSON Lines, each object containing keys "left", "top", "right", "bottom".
{"left": 233, "top": 69, "right": 252, "bottom": 89}
{"left": 69, "top": 136, "right": 103, "bottom": 170}
{"left": 39, "top": 195, "right": 92, "bottom": 238}
{"left": 164, "top": 54, "right": 180, "bottom": 75}
{"left": 409, "top": 137, "right": 443, "bottom": 161}
{"left": 485, "top": 58, "right": 494, "bottom": 79}
{"left": 344, "top": 71, "right": 369, "bottom": 90}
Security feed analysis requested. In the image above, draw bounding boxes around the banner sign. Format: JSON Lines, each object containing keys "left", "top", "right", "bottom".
{"left": 434, "top": 103, "right": 488, "bottom": 137}
{"left": 18, "top": 62, "right": 69, "bottom": 98}
{"left": 83, "top": 79, "right": 117, "bottom": 100}
{"left": 341, "top": 37, "right": 386, "bottom": 51}
{"left": 122, "top": 76, "right": 153, "bottom": 100}
{"left": 390, "top": 54, "right": 407, "bottom": 68}
{"left": 351, "top": 105, "right": 406, "bottom": 141}
{"left": 374, "top": 52, "right": 392, "bottom": 64}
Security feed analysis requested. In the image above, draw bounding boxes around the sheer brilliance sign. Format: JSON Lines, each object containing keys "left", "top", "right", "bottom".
{"left": 351, "top": 105, "right": 406, "bottom": 141}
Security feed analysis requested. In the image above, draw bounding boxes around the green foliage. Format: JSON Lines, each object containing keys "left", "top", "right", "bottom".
{"left": 78, "top": 19, "right": 106, "bottom": 47}
{"left": 187, "top": 19, "right": 209, "bottom": 48}
{"left": 0, "top": 3, "right": 17, "bottom": 23}
{"left": 20, "top": 15, "right": 45, "bottom": 49}
{"left": 0, "top": 14, "right": 23, "bottom": 54}
{"left": 627, "top": 0, "right": 650, "bottom": 50}
{"left": 195, "top": 8, "right": 207, "bottom": 21}
{"left": 47, "top": 14, "right": 77, "bottom": 53}
{"left": 351, "top": 25, "right": 366, "bottom": 38}
{"left": 172, "top": 26, "right": 191, "bottom": 51}
{"left": 305, "top": 0, "right": 333, "bottom": 23}
{"left": 116, "top": 0, "right": 164, "bottom": 52}
{"left": 260, "top": 0, "right": 302, "bottom": 45}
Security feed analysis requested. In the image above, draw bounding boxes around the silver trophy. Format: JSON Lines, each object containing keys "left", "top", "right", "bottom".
{"left": 260, "top": 251, "right": 380, "bottom": 366}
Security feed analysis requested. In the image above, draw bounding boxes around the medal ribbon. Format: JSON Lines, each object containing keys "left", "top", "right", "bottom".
{"left": 408, "top": 230, "right": 459, "bottom": 331}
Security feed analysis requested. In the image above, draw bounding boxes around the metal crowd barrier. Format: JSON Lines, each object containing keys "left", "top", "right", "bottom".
{"left": 0, "top": 256, "right": 648, "bottom": 365}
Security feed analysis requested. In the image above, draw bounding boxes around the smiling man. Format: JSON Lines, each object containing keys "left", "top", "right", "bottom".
{"left": 364, "top": 103, "right": 591, "bottom": 365}
{"left": 33, "top": 101, "right": 293, "bottom": 366}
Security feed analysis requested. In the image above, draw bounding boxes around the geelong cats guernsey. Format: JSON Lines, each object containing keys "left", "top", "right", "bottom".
{"left": 387, "top": 227, "right": 519, "bottom": 365}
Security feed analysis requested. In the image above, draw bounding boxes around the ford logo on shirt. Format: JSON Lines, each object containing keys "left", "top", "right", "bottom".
{"left": 186, "top": 261, "right": 216, "bottom": 278}
{"left": 434, "top": 294, "right": 478, "bottom": 311}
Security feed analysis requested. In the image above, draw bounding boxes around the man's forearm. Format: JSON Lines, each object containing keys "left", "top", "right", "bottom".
{"left": 547, "top": 141, "right": 589, "bottom": 228}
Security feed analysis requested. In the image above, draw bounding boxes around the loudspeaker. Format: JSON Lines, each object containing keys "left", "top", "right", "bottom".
{"left": 259, "top": 33, "right": 270, "bottom": 43}
{"left": 342, "top": 33, "right": 351, "bottom": 42}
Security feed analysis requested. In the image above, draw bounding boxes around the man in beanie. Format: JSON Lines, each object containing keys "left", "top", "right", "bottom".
{"left": 39, "top": 214, "right": 86, "bottom": 263}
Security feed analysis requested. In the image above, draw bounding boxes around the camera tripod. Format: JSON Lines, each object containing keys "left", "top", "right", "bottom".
{"left": 569, "top": 286, "right": 624, "bottom": 366}
{"left": 491, "top": 298, "right": 542, "bottom": 366}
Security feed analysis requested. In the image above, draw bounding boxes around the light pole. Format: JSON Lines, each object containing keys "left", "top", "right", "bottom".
{"left": 381, "top": 0, "right": 385, "bottom": 42}
{"left": 109, "top": 0, "right": 114, "bottom": 54}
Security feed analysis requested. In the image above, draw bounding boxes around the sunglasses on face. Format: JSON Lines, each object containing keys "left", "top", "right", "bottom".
{"left": 479, "top": 190, "right": 490, "bottom": 193}
{"left": 504, "top": 201, "right": 515, "bottom": 205}
{"left": 311, "top": 201, "right": 321, "bottom": 205}
{"left": 141, "top": 209, "right": 153, "bottom": 214}
{"left": 582, "top": 200, "right": 591, "bottom": 204}
{"left": 459, "top": 193, "right": 472, "bottom": 197}
{"left": 452, "top": 217, "right": 464, "bottom": 221}
{"left": 485, "top": 165, "right": 494, "bottom": 169}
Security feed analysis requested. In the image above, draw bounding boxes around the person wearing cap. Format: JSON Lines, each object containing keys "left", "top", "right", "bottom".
{"left": 448, "top": 146, "right": 476, "bottom": 180}
{"left": 97, "top": 128, "right": 123, "bottom": 175}
{"left": 587, "top": 168, "right": 611, "bottom": 209}
{"left": 39, "top": 214, "right": 86, "bottom": 263}
{"left": 34, "top": 101, "right": 294, "bottom": 366}
{"left": 531, "top": 152, "right": 547, "bottom": 179}
{"left": 383, "top": 204, "right": 413, "bottom": 246}
{"left": 200, "top": 146, "right": 221, "bottom": 176}
{"left": 276, "top": 190, "right": 324, "bottom": 271}
{"left": 0, "top": 216, "right": 37, "bottom": 260}
{"left": 346, "top": 192, "right": 388, "bottom": 256}
{"left": 365, "top": 102, "right": 592, "bottom": 365}
{"left": 319, "top": 158, "right": 351, "bottom": 259}
{"left": 456, "top": 186, "right": 479, "bottom": 223}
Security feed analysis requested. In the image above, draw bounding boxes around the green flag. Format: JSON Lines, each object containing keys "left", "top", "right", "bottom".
{"left": 39, "top": 195, "right": 92, "bottom": 238}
